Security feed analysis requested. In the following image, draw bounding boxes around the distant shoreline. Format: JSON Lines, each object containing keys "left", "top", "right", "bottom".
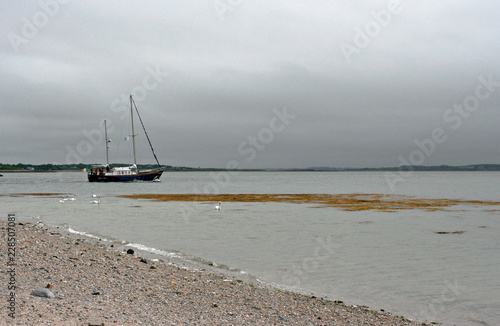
{"left": 2, "top": 163, "right": 500, "bottom": 173}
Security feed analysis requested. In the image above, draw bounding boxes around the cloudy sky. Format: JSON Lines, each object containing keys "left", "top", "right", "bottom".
{"left": 1, "top": 1, "right": 499, "bottom": 169}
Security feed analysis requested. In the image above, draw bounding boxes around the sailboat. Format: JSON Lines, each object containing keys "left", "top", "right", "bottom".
{"left": 87, "top": 95, "right": 164, "bottom": 182}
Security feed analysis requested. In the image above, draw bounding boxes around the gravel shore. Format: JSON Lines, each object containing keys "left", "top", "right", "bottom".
{"left": 1, "top": 221, "right": 430, "bottom": 325}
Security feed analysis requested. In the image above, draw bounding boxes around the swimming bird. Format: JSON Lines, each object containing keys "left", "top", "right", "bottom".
{"left": 91, "top": 196, "right": 100, "bottom": 204}
{"left": 214, "top": 201, "right": 222, "bottom": 210}
{"left": 68, "top": 195, "right": 76, "bottom": 201}
{"left": 92, "top": 191, "right": 97, "bottom": 198}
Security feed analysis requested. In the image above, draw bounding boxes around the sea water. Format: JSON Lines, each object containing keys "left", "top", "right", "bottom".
{"left": 1, "top": 171, "right": 499, "bottom": 325}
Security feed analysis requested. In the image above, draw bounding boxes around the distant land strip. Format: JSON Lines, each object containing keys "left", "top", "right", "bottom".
{"left": 3, "top": 163, "right": 500, "bottom": 172}
{"left": 118, "top": 193, "right": 500, "bottom": 212}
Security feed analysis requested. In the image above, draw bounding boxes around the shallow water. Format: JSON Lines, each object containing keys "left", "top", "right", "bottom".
{"left": 1, "top": 171, "right": 499, "bottom": 325}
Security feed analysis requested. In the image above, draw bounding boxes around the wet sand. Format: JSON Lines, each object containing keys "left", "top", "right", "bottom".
{"left": 1, "top": 221, "right": 431, "bottom": 325}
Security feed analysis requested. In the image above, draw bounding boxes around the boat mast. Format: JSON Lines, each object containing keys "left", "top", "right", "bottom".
{"left": 104, "top": 120, "right": 110, "bottom": 165}
{"left": 130, "top": 95, "right": 137, "bottom": 167}
{"left": 131, "top": 97, "right": 162, "bottom": 168}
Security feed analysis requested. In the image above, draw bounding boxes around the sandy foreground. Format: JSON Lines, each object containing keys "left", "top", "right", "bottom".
{"left": 1, "top": 221, "right": 431, "bottom": 326}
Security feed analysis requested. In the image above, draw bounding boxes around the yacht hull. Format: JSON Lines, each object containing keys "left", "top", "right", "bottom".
{"left": 88, "top": 169, "right": 163, "bottom": 182}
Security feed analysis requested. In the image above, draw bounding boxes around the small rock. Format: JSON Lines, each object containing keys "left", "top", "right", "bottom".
{"left": 126, "top": 249, "right": 134, "bottom": 255}
{"left": 88, "top": 322, "right": 105, "bottom": 326}
{"left": 30, "top": 288, "right": 55, "bottom": 298}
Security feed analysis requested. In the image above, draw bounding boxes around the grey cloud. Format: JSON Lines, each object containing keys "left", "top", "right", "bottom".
{"left": 1, "top": 1, "right": 499, "bottom": 168}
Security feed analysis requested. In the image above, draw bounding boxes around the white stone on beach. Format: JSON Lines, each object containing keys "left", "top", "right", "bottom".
{"left": 30, "top": 288, "right": 55, "bottom": 298}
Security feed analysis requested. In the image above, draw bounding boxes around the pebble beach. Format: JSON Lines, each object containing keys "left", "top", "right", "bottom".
{"left": 1, "top": 221, "right": 431, "bottom": 325}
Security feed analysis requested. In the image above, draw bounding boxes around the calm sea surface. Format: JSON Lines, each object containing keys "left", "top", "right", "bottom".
{"left": 1, "top": 171, "right": 499, "bottom": 325}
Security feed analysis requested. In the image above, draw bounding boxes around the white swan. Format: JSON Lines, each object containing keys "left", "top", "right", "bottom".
{"left": 60, "top": 195, "right": 76, "bottom": 202}
{"left": 92, "top": 191, "right": 97, "bottom": 198}
{"left": 214, "top": 201, "right": 222, "bottom": 210}
{"left": 91, "top": 196, "right": 100, "bottom": 204}
{"left": 59, "top": 195, "right": 69, "bottom": 203}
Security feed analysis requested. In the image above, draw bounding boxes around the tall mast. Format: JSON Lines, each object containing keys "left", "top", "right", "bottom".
{"left": 104, "top": 120, "right": 110, "bottom": 165}
{"left": 131, "top": 98, "right": 162, "bottom": 168}
{"left": 130, "top": 95, "right": 137, "bottom": 167}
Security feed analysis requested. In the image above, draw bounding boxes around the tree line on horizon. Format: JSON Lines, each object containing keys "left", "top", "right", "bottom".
{"left": 2, "top": 163, "right": 500, "bottom": 172}
{"left": 0, "top": 163, "right": 184, "bottom": 171}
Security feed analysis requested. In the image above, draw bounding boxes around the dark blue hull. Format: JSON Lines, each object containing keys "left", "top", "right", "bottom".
{"left": 88, "top": 169, "right": 163, "bottom": 182}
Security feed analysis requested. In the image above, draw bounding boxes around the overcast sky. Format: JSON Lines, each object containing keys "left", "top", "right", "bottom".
{"left": 1, "top": 1, "right": 499, "bottom": 169}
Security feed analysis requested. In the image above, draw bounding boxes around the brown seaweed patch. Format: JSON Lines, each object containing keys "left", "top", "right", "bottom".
{"left": 117, "top": 193, "right": 500, "bottom": 212}
{"left": 434, "top": 231, "right": 466, "bottom": 235}
{"left": 9, "top": 193, "right": 67, "bottom": 197}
